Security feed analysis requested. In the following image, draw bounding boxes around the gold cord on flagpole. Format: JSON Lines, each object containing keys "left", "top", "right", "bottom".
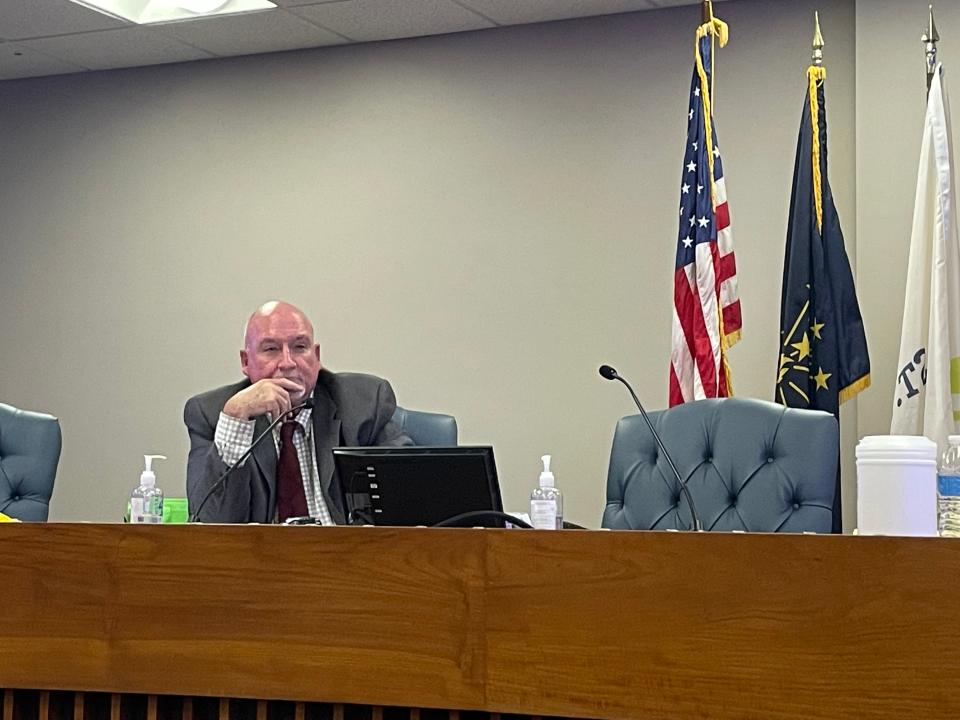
{"left": 705, "top": 1, "right": 715, "bottom": 107}
{"left": 695, "top": 38, "right": 717, "bottom": 210}
{"left": 695, "top": 12, "right": 729, "bottom": 213}
{"left": 808, "top": 65, "right": 826, "bottom": 234}
{"left": 699, "top": 0, "right": 728, "bottom": 109}
{"left": 809, "top": 12, "right": 826, "bottom": 233}
{"left": 696, "top": 4, "right": 735, "bottom": 393}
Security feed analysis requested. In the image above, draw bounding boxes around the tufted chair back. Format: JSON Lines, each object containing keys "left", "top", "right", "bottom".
{"left": 0, "top": 403, "right": 62, "bottom": 521}
{"left": 602, "top": 398, "right": 838, "bottom": 533}
{"left": 392, "top": 407, "right": 458, "bottom": 446}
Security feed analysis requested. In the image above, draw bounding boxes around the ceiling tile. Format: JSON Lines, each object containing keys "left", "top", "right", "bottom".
{"left": 0, "top": 41, "right": 86, "bottom": 80}
{"left": 17, "top": 27, "right": 214, "bottom": 71}
{"left": 291, "top": 0, "right": 495, "bottom": 43}
{"left": 454, "top": 0, "right": 657, "bottom": 26}
{"left": 157, "top": 9, "right": 347, "bottom": 56}
{"left": 0, "top": 0, "right": 128, "bottom": 41}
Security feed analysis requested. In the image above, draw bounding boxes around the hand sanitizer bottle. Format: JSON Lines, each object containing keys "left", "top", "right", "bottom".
{"left": 530, "top": 454, "right": 563, "bottom": 529}
{"left": 130, "top": 454, "right": 167, "bottom": 524}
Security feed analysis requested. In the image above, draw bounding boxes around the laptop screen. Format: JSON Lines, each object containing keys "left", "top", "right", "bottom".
{"left": 332, "top": 445, "right": 502, "bottom": 527}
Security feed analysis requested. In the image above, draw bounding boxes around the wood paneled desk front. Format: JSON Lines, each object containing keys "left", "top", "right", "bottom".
{"left": 0, "top": 524, "right": 956, "bottom": 720}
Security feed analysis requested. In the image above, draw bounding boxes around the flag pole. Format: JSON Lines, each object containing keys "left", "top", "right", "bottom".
{"left": 923, "top": 4, "right": 939, "bottom": 99}
{"left": 701, "top": 0, "right": 712, "bottom": 24}
{"left": 812, "top": 11, "right": 824, "bottom": 67}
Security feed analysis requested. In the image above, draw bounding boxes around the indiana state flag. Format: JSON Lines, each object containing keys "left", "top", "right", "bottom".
{"left": 777, "top": 65, "right": 871, "bottom": 530}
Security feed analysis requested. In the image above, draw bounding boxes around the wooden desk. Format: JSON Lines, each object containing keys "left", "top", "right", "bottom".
{"left": 1, "top": 524, "right": 957, "bottom": 720}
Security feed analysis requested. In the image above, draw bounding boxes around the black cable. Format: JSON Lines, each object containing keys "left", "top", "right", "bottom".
{"left": 348, "top": 508, "right": 376, "bottom": 525}
{"left": 431, "top": 510, "right": 533, "bottom": 529}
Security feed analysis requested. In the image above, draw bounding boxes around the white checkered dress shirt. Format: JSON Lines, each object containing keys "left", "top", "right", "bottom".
{"left": 214, "top": 406, "right": 334, "bottom": 525}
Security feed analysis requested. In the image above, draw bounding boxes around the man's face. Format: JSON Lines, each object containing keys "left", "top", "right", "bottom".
{"left": 240, "top": 306, "right": 321, "bottom": 403}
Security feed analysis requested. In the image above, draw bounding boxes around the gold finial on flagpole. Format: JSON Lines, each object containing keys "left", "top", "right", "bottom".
{"left": 923, "top": 4, "right": 940, "bottom": 97}
{"left": 812, "top": 11, "right": 824, "bottom": 66}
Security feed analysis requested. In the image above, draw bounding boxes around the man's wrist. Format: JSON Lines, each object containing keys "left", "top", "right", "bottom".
{"left": 222, "top": 399, "right": 250, "bottom": 421}
{"left": 214, "top": 412, "right": 256, "bottom": 466}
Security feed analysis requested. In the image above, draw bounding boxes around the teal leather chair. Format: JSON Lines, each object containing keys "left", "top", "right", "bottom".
{"left": 392, "top": 407, "right": 458, "bottom": 446}
{"left": 0, "top": 403, "right": 62, "bottom": 521}
{"left": 602, "top": 398, "right": 838, "bottom": 533}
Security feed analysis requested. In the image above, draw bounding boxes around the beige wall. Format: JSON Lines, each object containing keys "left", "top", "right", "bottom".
{"left": 0, "top": 0, "right": 857, "bottom": 525}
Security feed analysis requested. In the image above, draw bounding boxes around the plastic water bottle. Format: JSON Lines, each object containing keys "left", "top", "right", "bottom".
{"left": 530, "top": 454, "right": 563, "bottom": 530}
{"left": 938, "top": 436, "right": 960, "bottom": 537}
{"left": 130, "top": 454, "right": 166, "bottom": 524}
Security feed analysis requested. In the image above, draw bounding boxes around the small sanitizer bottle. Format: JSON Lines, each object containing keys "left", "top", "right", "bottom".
{"left": 530, "top": 454, "right": 563, "bottom": 529}
{"left": 130, "top": 454, "right": 166, "bottom": 524}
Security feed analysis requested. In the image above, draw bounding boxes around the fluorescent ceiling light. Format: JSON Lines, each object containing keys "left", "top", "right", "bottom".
{"left": 70, "top": 0, "right": 276, "bottom": 25}
{"left": 177, "top": 0, "right": 230, "bottom": 12}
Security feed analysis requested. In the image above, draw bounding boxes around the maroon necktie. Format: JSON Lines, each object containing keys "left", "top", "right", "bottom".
{"left": 276, "top": 421, "right": 309, "bottom": 522}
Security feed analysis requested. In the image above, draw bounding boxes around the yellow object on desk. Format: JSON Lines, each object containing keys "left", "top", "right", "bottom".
{"left": 0, "top": 512, "right": 20, "bottom": 522}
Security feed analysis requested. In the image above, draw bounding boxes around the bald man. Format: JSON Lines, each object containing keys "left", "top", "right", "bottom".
{"left": 184, "top": 301, "right": 411, "bottom": 523}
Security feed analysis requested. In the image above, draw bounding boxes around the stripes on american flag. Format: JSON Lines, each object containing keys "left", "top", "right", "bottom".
{"left": 669, "top": 29, "right": 742, "bottom": 407}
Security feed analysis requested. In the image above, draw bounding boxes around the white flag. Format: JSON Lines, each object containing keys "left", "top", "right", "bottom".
{"left": 891, "top": 63, "right": 960, "bottom": 454}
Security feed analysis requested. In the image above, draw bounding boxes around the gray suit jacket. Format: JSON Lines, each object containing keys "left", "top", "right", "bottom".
{"left": 184, "top": 369, "right": 411, "bottom": 523}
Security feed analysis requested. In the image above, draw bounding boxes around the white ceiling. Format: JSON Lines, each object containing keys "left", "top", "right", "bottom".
{"left": 0, "top": 0, "right": 724, "bottom": 81}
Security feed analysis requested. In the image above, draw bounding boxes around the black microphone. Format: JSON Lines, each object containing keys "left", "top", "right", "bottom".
{"left": 598, "top": 365, "right": 703, "bottom": 531}
{"left": 189, "top": 398, "right": 315, "bottom": 523}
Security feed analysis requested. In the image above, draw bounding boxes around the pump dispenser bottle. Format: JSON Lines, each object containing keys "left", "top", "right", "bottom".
{"left": 530, "top": 454, "right": 563, "bottom": 529}
{"left": 130, "top": 454, "right": 167, "bottom": 524}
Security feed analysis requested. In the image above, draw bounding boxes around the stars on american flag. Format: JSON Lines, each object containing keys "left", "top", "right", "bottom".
{"left": 676, "top": 79, "right": 722, "bottom": 265}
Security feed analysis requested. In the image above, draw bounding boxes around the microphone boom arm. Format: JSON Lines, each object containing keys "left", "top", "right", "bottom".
{"left": 601, "top": 367, "right": 703, "bottom": 532}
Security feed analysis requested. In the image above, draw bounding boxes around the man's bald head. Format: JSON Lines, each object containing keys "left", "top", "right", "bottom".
{"left": 240, "top": 300, "right": 322, "bottom": 402}
{"left": 244, "top": 301, "right": 314, "bottom": 349}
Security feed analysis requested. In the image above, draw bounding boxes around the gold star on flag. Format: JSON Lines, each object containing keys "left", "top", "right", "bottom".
{"left": 791, "top": 332, "right": 811, "bottom": 361}
{"left": 814, "top": 366, "right": 832, "bottom": 390}
{"left": 811, "top": 319, "right": 825, "bottom": 340}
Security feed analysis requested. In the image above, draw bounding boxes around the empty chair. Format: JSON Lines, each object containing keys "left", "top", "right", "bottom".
{"left": 392, "top": 407, "right": 458, "bottom": 446}
{"left": 602, "top": 397, "right": 838, "bottom": 533}
{"left": 0, "top": 403, "right": 62, "bottom": 521}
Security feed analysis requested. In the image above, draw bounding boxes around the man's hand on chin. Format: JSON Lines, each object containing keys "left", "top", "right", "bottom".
{"left": 223, "top": 378, "right": 305, "bottom": 421}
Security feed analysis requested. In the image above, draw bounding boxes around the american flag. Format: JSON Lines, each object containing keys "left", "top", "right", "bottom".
{"left": 669, "top": 30, "right": 741, "bottom": 407}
